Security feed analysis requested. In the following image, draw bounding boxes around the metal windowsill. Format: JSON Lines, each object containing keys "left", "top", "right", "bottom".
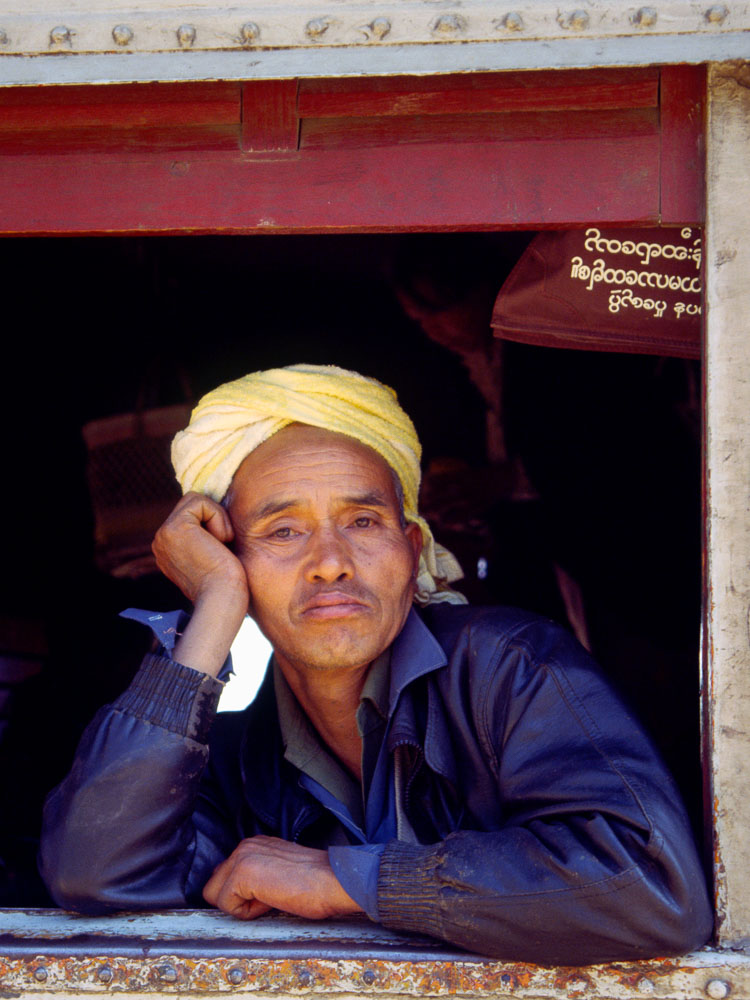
{"left": 1, "top": 910, "right": 749, "bottom": 998}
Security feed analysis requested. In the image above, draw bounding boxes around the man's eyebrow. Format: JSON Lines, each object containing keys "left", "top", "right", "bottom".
{"left": 250, "top": 498, "right": 300, "bottom": 521}
{"left": 248, "top": 490, "right": 392, "bottom": 523}
{"left": 342, "top": 491, "right": 390, "bottom": 508}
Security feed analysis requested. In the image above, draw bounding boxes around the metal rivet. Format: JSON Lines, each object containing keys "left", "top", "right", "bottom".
{"left": 305, "top": 17, "right": 331, "bottom": 38}
{"left": 633, "top": 7, "right": 658, "bottom": 26}
{"left": 50, "top": 25, "right": 73, "bottom": 45}
{"left": 368, "top": 17, "right": 391, "bottom": 39}
{"left": 432, "top": 13, "right": 466, "bottom": 34}
{"left": 98, "top": 966, "right": 113, "bottom": 985}
{"left": 500, "top": 12, "right": 524, "bottom": 30}
{"left": 298, "top": 970, "right": 313, "bottom": 987}
{"left": 176, "top": 24, "right": 196, "bottom": 47}
{"left": 0, "top": 29, "right": 8, "bottom": 45}
{"left": 706, "top": 981, "right": 731, "bottom": 1000}
{"left": 227, "top": 967, "right": 244, "bottom": 986}
{"left": 112, "top": 24, "right": 133, "bottom": 45}
{"left": 637, "top": 980, "right": 655, "bottom": 995}
{"left": 362, "top": 970, "right": 377, "bottom": 986}
{"left": 558, "top": 9, "right": 590, "bottom": 29}
{"left": 705, "top": 4, "right": 728, "bottom": 22}
{"left": 239, "top": 21, "right": 260, "bottom": 44}
{"left": 158, "top": 965, "right": 178, "bottom": 983}
{"left": 34, "top": 967, "right": 48, "bottom": 983}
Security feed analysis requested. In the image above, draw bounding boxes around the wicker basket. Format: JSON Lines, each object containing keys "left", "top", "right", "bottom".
{"left": 82, "top": 404, "right": 190, "bottom": 578}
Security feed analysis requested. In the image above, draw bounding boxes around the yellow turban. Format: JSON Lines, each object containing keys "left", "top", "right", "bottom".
{"left": 172, "top": 364, "right": 465, "bottom": 606}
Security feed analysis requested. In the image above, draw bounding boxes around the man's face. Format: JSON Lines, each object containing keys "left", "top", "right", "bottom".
{"left": 227, "top": 425, "right": 422, "bottom": 677}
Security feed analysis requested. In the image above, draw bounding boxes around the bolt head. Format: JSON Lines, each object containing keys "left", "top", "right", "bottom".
{"left": 305, "top": 17, "right": 330, "bottom": 38}
{"left": 34, "top": 967, "right": 48, "bottom": 983}
{"left": 227, "top": 967, "right": 244, "bottom": 985}
{"left": 559, "top": 9, "right": 590, "bottom": 29}
{"left": 433, "top": 13, "right": 466, "bottom": 34}
{"left": 98, "top": 966, "right": 113, "bottom": 984}
{"left": 112, "top": 24, "right": 133, "bottom": 45}
{"left": 705, "top": 4, "right": 728, "bottom": 22}
{"left": 158, "top": 965, "right": 178, "bottom": 983}
{"left": 706, "top": 981, "right": 730, "bottom": 1000}
{"left": 362, "top": 970, "right": 377, "bottom": 986}
{"left": 502, "top": 12, "right": 525, "bottom": 30}
{"left": 50, "top": 25, "right": 72, "bottom": 45}
{"left": 239, "top": 21, "right": 260, "bottom": 43}
{"left": 176, "top": 24, "right": 196, "bottom": 46}
{"left": 369, "top": 16, "right": 391, "bottom": 39}
{"left": 633, "top": 6, "right": 658, "bottom": 26}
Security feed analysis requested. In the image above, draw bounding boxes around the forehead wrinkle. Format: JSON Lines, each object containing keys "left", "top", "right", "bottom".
{"left": 229, "top": 428, "right": 399, "bottom": 523}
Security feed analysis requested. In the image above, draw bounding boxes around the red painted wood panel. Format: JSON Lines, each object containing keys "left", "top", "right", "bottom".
{"left": 660, "top": 65, "right": 706, "bottom": 224}
{"left": 299, "top": 68, "right": 659, "bottom": 118}
{"left": 242, "top": 80, "right": 299, "bottom": 151}
{"left": 301, "top": 109, "right": 659, "bottom": 150}
{"left": 0, "top": 126, "right": 241, "bottom": 156}
{"left": 0, "top": 134, "right": 660, "bottom": 234}
{"left": 0, "top": 82, "right": 240, "bottom": 130}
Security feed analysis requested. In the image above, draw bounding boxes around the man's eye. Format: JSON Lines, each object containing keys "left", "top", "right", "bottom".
{"left": 271, "top": 526, "right": 296, "bottom": 539}
{"left": 353, "top": 516, "right": 375, "bottom": 528}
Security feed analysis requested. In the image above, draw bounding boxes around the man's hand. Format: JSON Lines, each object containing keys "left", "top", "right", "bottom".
{"left": 153, "top": 492, "right": 247, "bottom": 604}
{"left": 202, "top": 835, "right": 364, "bottom": 921}
{"left": 152, "top": 493, "right": 250, "bottom": 676}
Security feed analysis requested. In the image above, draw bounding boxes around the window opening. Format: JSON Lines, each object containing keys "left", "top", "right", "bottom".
{"left": 0, "top": 230, "right": 703, "bottom": 916}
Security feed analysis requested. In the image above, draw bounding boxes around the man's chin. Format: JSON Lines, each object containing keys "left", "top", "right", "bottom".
{"left": 284, "top": 624, "right": 387, "bottom": 673}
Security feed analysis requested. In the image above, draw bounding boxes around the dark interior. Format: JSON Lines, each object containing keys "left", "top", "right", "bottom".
{"left": 0, "top": 231, "right": 702, "bottom": 905}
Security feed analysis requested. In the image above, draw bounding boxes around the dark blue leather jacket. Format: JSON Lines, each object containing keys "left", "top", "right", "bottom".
{"left": 40, "top": 605, "right": 713, "bottom": 965}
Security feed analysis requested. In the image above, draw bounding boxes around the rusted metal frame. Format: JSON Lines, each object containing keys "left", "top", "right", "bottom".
{"left": 704, "top": 59, "right": 750, "bottom": 951}
{"left": 1, "top": 944, "right": 750, "bottom": 997}
{"left": 1, "top": 908, "right": 748, "bottom": 996}
{"left": 0, "top": 0, "right": 747, "bottom": 59}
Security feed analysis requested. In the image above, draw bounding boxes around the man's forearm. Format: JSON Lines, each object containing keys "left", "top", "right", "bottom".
{"left": 173, "top": 585, "right": 248, "bottom": 677}
{"left": 40, "top": 655, "right": 227, "bottom": 912}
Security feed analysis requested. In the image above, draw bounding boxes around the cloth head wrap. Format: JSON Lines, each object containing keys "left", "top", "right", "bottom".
{"left": 172, "top": 363, "right": 465, "bottom": 606}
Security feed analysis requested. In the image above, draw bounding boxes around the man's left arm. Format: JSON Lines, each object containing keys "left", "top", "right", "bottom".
{"left": 372, "top": 620, "right": 713, "bottom": 963}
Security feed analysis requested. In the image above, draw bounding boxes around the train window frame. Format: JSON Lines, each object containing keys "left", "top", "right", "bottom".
{"left": 1, "top": 51, "right": 750, "bottom": 998}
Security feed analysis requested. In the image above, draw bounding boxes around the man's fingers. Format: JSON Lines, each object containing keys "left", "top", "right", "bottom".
{"left": 165, "top": 492, "right": 234, "bottom": 543}
{"left": 202, "top": 836, "right": 363, "bottom": 922}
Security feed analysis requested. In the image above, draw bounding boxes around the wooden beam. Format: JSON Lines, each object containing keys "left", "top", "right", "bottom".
{"left": 660, "top": 65, "right": 706, "bottom": 224}
{"left": 0, "top": 82, "right": 240, "bottom": 131}
{"left": 0, "top": 133, "right": 660, "bottom": 233}
{"left": 299, "top": 69, "right": 659, "bottom": 119}
{"left": 241, "top": 80, "right": 299, "bottom": 152}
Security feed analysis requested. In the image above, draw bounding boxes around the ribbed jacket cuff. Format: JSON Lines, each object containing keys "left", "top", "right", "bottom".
{"left": 377, "top": 841, "right": 445, "bottom": 937}
{"left": 112, "top": 653, "right": 223, "bottom": 743}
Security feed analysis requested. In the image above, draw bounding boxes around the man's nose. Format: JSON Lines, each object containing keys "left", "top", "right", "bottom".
{"left": 304, "top": 526, "right": 355, "bottom": 583}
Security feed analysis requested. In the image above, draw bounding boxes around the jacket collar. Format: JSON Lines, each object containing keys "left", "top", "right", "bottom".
{"left": 387, "top": 609, "right": 457, "bottom": 786}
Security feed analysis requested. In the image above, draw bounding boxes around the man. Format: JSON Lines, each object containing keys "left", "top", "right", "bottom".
{"left": 41, "top": 364, "right": 712, "bottom": 964}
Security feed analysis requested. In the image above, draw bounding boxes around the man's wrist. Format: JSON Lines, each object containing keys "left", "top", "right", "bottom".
{"left": 173, "top": 586, "right": 248, "bottom": 677}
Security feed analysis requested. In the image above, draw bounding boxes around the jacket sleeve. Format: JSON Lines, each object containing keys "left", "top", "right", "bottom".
{"left": 39, "top": 653, "right": 232, "bottom": 913}
{"left": 376, "top": 616, "right": 713, "bottom": 964}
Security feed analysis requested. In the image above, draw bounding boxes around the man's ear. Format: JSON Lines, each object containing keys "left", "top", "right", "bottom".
{"left": 405, "top": 521, "right": 423, "bottom": 577}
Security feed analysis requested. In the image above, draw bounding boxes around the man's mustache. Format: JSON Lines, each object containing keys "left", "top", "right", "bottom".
{"left": 295, "top": 583, "right": 375, "bottom": 612}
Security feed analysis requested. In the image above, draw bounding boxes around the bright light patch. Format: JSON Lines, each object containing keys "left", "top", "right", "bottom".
{"left": 217, "top": 616, "right": 272, "bottom": 713}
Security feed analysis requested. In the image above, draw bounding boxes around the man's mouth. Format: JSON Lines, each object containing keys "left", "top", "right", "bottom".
{"left": 298, "top": 591, "right": 370, "bottom": 619}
